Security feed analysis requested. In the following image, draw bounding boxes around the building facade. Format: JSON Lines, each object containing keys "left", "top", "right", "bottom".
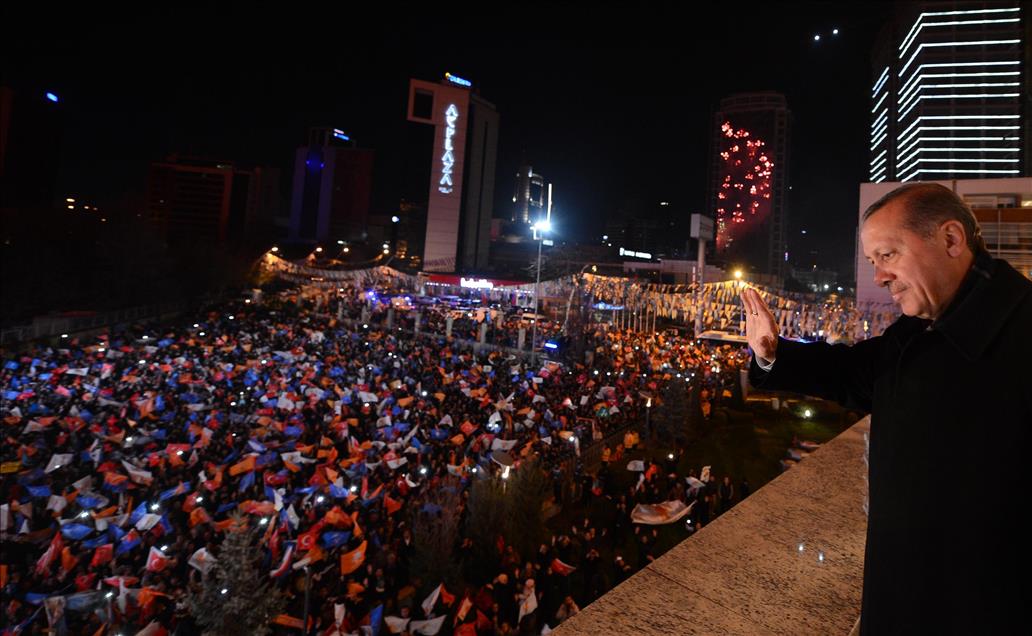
{"left": 288, "top": 128, "right": 374, "bottom": 243}
{"left": 407, "top": 74, "right": 499, "bottom": 273}
{"left": 512, "top": 165, "right": 548, "bottom": 226}
{"left": 708, "top": 92, "right": 791, "bottom": 283}
{"left": 147, "top": 156, "right": 265, "bottom": 244}
{"left": 869, "top": 1, "right": 1027, "bottom": 183}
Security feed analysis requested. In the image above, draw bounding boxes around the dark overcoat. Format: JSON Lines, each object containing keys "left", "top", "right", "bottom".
{"left": 751, "top": 252, "right": 1032, "bottom": 634}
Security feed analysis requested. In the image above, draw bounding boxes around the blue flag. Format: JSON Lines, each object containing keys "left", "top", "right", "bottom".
{"left": 369, "top": 605, "right": 383, "bottom": 636}
{"left": 216, "top": 502, "right": 237, "bottom": 516}
{"left": 320, "top": 531, "right": 352, "bottom": 549}
{"left": 26, "top": 485, "right": 51, "bottom": 498}
{"left": 61, "top": 523, "right": 94, "bottom": 540}
{"left": 239, "top": 471, "right": 255, "bottom": 492}
{"left": 129, "top": 501, "right": 149, "bottom": 526}
{"left": 77, "top": 496, "right": 103, "bottom": 509}
{"left": 329, "top": 484, "right": 348, "bottom": 499}
{"left": 116, "top": 533, "right": 141, "bottom": 555}
{"left": 108, "top": 525, "right": 126, "bottom": 543}
{"left": 82, "top": 535, "right": 109, "bottom": 549}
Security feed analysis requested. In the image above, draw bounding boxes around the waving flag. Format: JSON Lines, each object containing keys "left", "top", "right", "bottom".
{"left": 630, "top": 500, "right": 695, "bottom": 525}
{"left": 410, "top": 616, "right": 447, "bottom": 635}
{"left": 320, "top": 531, "right": 352, "bottom": 549}
{"left": 90, "top": 544, "right": 114, "bottom": 567}
{"left": 60, "top": 523, "right": 94, "bottom": 541}
{"left": 188, "top": 547, "right": 217, "bottom": 575}
{"left": 339, "top": 540, "right": 367, "bottom": 575}
{"left": 270, "top": 543, "right": 295, "bottom": 578}
{"left": 550, "top": 558, "right": 576, "bottom": 576}
{"left": 159, "top": 482, "right": 191, "bottom": 501}
{"left": 44, "top": 453, "right": 73, "bottom": 474}
{"left": 145, "top": 546, "right": 169, "bottom": 572}
{"left": 35, "top": 532, "right": 63, "bottom": 575}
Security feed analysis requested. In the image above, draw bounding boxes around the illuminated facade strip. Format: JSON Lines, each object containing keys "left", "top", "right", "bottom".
{"left": 899, "top": 61, "right": 1019, "bottom": 95}
{"left": 897, "top": 148, "right": 1019, "bottom": 173}
{"left": 900, "top": 40, "right": 1021, "bottom": 79}
{"left": 899, "top": 17, "right": 1021, "bottom": 58}
{"left": 898, "top": 82, "right": 1020, "bottom": 114}
{"left": 872, "top": 66, "right": 890, "bottom": 96}
{"left": 898, "top": 93, "right": 1020, "bottom": 122}
{"left": 898, "top": 7, "right": 1020, "bottom": 55}
{"left": 897, "top": 134, "right": 1022, "bottom": 157}
{"left": 898, "top": 125, "right": 1020, "bottom": 148}
{"left": 871, "top": 109, "right": 888, "bottom": 131}
{"left": 871, "top": 91, "right": 888, "bottom": 113}
{"left": 872, "top": 119, "right": 888, "bottom": 140}
{"left": 871, "top": 155, "right": 888, "bottom": 172}
{"left": 870, "top": 129, "right": 888, "bottom": 150}
{"left": 870, "top": 149, "right": 887, "bottom": 165}
{"left": 900, "top": 167, "right": 1019, "bottom": 181}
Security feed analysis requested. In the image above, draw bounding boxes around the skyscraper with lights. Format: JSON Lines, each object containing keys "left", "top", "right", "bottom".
{"left": 869, "top": 1, "right": 1028, "bottom": 183}
{"left": 708, "top": 92, "right": 791, "bottom": 283}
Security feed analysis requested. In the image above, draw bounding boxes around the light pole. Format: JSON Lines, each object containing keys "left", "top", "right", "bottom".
{"left": 734, "top": 269, "right": 744, "bottom": 335}
{"left": 531, "top": 219, "right": 551, "bottom": 359}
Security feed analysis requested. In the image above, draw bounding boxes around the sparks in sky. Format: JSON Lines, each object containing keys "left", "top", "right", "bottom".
{"left": 715, "top": 121, "right": 774, "bottom": 251}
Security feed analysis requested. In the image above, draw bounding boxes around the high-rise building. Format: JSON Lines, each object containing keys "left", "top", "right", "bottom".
{"left": 147, "top": 156, "right": 267, "bottom": 244}
{"left": 288, "top": 128, "right": 374, "bottom": 243}
{"left": 708, "top": 92, "right": 791, "bottom": 282}
{"left": 869, "top": 2, "right": 1027, "bottom": 183}
{"left": 512, "top": 165, "right": 549, "bottom": 225}
{"left": 407, "top": 74, "right": 500, "bottom": 272}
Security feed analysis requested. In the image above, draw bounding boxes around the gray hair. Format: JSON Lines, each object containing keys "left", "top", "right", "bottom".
{"left": 862, "top": 182, "right": 985, "bottom": 253}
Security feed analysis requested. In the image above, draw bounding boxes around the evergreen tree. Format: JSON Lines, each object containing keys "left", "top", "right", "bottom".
{"left": 186, "top": 515, "right": 286, "bottom": 636}
{"left": 410, "top": 480, "right": 462, "bottom": 593}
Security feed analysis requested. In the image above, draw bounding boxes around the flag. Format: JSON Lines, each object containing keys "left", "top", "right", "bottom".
{"left": 626, "top": 460, "right": 645, "bottom": 472}
{"left": 455, "top": 597, "right": 473, "bottom": 624}
{"left": 518, "top": 589, "right": 538, "bottom": 624}
{"left": 367, "top": 604, "right": 383, "bottom": 636}
{"left": 116, "top": 529, "right": 141, "bottom": 555}
{"left": 630, "top": 500, "right": 695, "bottom": 525}
{"left": 159, "top": 482, "right": 191, "bottom": 501}
{"left": 36, "top": 531, "right": 63, "bottom": 575}
{"left": 90, "top": 544, "right": 114, "bottom": 567}
{"left": 384, "top": 616, "right": 411, "bottom": 634}
{"left": 297, "top": 521, "right": 325, "bottom": 552}
{"left": 61, "top": 546, "right": 79, "bottom": 573}
{"left": 410, "top": 615, "right": 447, "bottom": 635}
{"left": 189, "top": 507, "right": 211, "bottom": 528}
{"left": 339, "top": 540, "right": 367, "bottom": 575}
{"left": 60, "top": 523, "right": 94, "bottom": 541}
{"left": 550, "top": 558, "right": 576, "bottom": 576}
{"left": 229, "top": 455, "right": 256, "bottom": 476}
{"left": 270, "top": 543, "right": 294, "bottom": 578}
{"left": 321, "top": 531, "right": 352, "bottom": 549}
{"left": 44, "top": 453, "right": 73, "bottom": 473}
{"left": 384, "top": 495, "right": 402, "bottom": 516}
{"left": 121, "top": 460, "right": 153, "bottom": 485}
{"left": 146, "top": 546, "right": 169, "bottom": 572}
{"left": 421, "top": 583, "right": 455, "bottom": 616}
{"left": 188, "top": 547, "right": 217, "bottom": 575}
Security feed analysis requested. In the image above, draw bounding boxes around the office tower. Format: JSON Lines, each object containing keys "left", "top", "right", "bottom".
{"left": 512, "top": 165, "right": 549, "bottom": 225}
{"left": 289, "top": 128, "right": 374, "bottom": 242}
{"left": 869, "top": 2, "right": 1026, "bottom": 182}
{"left": 708, "top": 92, "right": 791, "bottom": 282}
{"left": 407, "top": 73, "right": 500, "bottom": 272}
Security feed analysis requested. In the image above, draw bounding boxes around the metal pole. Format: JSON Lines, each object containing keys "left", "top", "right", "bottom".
{"left": 303, "top": 565, "right": 311, "bottom": 635}
{"left": 532, "top": 235, "right": 542, "bottom": 357}
{"left": 695, "top": 238, "right": 706, "bottom": 337}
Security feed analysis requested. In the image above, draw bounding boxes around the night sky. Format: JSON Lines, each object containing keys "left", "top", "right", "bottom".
{"left": 3, "top": 2, "right": 894, "bottom": 278}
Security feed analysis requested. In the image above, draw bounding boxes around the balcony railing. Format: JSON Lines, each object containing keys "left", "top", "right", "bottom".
{"left": 556, "top": 417, "right": 870, "bottom": 635}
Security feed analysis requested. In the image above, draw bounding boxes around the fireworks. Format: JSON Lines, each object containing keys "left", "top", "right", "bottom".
{"left": 715, "top": 121, "right": 774, "bottom": 251}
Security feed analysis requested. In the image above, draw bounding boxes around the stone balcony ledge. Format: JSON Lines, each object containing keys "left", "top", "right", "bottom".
{"left": 556, "top": 417, "right": 870, "bottom": 635}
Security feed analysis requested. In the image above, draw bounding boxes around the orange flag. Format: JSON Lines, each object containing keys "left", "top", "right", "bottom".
{"left": 350, "top": 511, "right": 363, "bottom": 538}
{"left": 229, "top": 455, "right": 256, "bottom": 476}
{"left": 339, "top": 540, "right": 367, "bottom": 575}
{"left": 61, "top": 546, "right": 78, "bottom": 573}
{"left": 384, "top": 495, "right": 402, "bottom": 516}
{"left": 190, "top": 508, "right": 212, "bottom": 528}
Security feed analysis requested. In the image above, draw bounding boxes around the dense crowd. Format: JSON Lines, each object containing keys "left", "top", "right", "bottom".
{"left": 0, "top": 287, "right": 750, "bottom": 635}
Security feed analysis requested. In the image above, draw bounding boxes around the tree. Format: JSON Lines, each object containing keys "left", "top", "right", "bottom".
{"left": 186, "top": 515, "right": 286, "bottom": 636}
{"left": 464, "top": 459, "right": 552, "bottom": 583}
{"left": 410, "top": 480, "right": 463, "bottom": 593}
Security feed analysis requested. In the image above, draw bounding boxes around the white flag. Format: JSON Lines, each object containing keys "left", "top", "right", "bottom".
{"left": 421, "top": 583, "right": 442, "bottom": 616}
{"left": 410, "top": 615, "right": 447, "bottom": 635}
{"left": 384, "top": 616, "right": 410, "bottom": 634}
{"left": 188, "top": 547, "right": 217, "bottom": 575}
{"left": 631, "top": 500, "right": 695, "bottom": 525}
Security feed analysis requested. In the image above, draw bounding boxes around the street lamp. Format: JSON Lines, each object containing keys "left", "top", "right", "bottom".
{"left": 531, "top": 219, "right": 552, "bottom": 357}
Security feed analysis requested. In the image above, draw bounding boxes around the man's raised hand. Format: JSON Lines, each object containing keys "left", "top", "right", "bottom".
{"left": 740, "top": 287, "right": 779, "bottom": 364}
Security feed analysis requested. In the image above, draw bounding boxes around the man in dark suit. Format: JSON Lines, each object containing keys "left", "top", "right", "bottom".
{"left": 743, "top": 182, "right": 1032, "bottom": 634}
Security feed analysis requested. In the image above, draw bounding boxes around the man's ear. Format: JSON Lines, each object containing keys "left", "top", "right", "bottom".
{"left": 940, "top": 220, "right": 967, "bottom": 257}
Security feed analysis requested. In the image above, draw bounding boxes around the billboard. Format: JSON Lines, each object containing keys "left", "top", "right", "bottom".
{"left": 408, "top": 79, "right": 472, "bottom": 272}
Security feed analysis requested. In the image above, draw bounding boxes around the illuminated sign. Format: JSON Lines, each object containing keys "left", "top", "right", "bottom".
{"left": 439, "top": 104, "right": 459, "bottom": 194}
{"left": 460, "top": 277, "right": 494, "bottom": 289}
{"left": 333, "top": 129, "right": 350, "bottom": 141}
{"left": 619, "top": 247, "right": 653, "bottom": 259}
{"left": 445, "top": 72, "right": 472, "bottom": 87}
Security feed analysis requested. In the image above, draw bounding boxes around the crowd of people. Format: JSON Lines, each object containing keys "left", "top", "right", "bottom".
{"left": 0, "top": 285, "right": 751, "bottom": 635}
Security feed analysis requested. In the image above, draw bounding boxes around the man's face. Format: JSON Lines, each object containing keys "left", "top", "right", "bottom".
{"left": 860, "top": 199, "right": 959, "bottom": 319}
